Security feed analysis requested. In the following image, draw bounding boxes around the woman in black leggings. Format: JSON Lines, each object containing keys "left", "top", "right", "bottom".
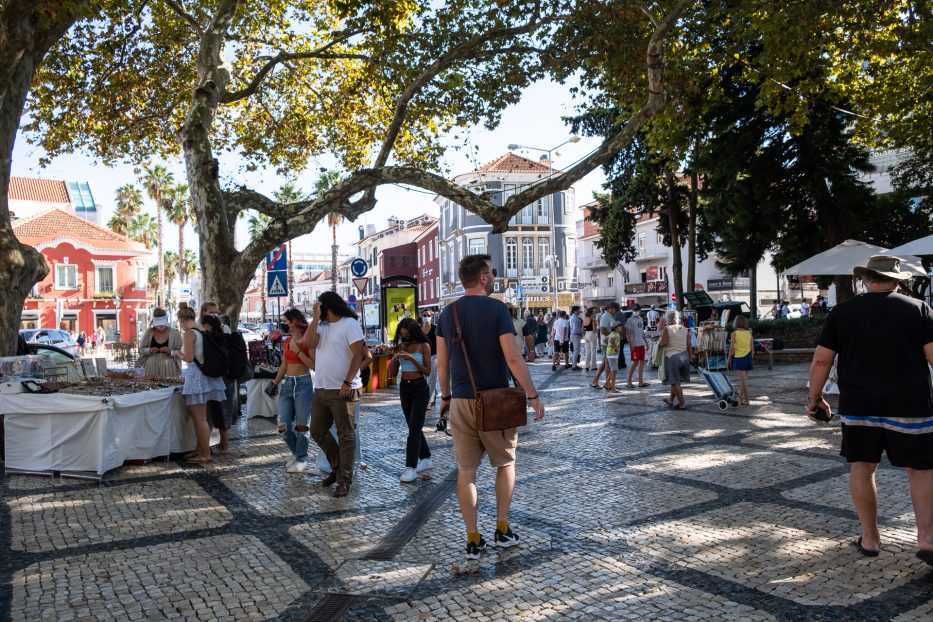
{"left": 390, "top": 318, "right": 433, "bottom": 483}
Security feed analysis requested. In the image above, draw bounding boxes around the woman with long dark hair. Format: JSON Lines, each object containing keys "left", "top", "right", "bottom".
{"left": 271, "top": 308, "right": 315, "bottom": 473}
{"left": 389, "top": 317, "right": 433, "bottom": 483}
{"left": 178, "top": 309, "right": 227, "bottom": 463}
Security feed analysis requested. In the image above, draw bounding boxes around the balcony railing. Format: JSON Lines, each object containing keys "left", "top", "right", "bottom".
{"left": 581, "top": 255, "right": 609, "bottom": 269}
{"left": 582, "top": 286, "right": 617, "bottom": 300}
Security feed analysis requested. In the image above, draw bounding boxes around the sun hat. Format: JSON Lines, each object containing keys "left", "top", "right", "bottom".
{"left": 152, "top": 315, "right": 169, "bottom": 327}
{"left": 853, "top": 255, "right": 913, "bottom": 281}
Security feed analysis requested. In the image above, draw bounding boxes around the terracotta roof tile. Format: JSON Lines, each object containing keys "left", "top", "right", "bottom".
{"left": 475, "top": 153, "right": 554, "bottom": 173}
{"left": 8, "top": 176, "right": 71, "bottom": 204}
{"left": 13, "top": 208, "right": 148, "bottom": 252}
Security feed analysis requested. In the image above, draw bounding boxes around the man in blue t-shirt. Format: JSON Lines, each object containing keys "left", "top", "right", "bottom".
{"left": 436, "top": 254, "right": 545, "bottom": 561}
{"left": 808, "top": 255, "right": 933, "bottom": 565}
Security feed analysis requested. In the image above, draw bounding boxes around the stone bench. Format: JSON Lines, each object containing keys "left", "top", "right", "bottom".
{"left": 754, "top": 347, "right": 815, "bottom": 367}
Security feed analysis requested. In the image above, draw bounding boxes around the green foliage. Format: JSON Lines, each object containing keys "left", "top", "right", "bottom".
{"left": 747, "top": 317, "right": 827, "bottom": 349}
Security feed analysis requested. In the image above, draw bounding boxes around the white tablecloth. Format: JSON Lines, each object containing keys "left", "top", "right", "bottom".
{"left": 246, "top": 379, "right": 277, "bottom": 418}
{"left": 1, "top": 387, "right": 217, "bottom": 477}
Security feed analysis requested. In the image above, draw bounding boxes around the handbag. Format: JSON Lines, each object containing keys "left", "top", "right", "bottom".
{"left": 451, "top": 301, "right": 527, "bottom": 432}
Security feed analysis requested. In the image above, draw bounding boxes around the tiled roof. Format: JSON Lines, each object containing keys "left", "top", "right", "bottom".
{"left": 475, "top": 153, "right": 554, "bottom": 173}
{"left": 13, "top": 208, "right": 148, "bottom": 252}
{"left": 8, "top": 176, "right": 71, "bottom": 204}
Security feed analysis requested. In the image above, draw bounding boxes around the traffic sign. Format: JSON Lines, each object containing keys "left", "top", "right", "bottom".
{"left": 348, "top": 294, "right": 357, "bottom": 303}
{"left": 266, "top": 245, "right": 287, "bottom": 271}
{"left": 267, "top": 271, "right": 288, "bottom": 297}
{"left": 520, "top": 275, "right": 549, "bottom": 294}
{"left": 352, "top": 277, "right": 368, "bottom": 294}
{"left": 516, "top": 284, "right": 523, "bottom": 302}
{"left": 350, "top": 258, "right": 368, "bottom": 278}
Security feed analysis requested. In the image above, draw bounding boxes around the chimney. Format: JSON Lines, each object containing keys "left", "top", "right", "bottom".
{"left": 358, "top": 225, "right": 365, "bottom": 240}
{"left": 539, "top": 154, "right": 550, "bottom": 167}
{"left": 387, "top": 215, "right": 400, "bottom": 229}
{"left": 365, "top": 224, "right": 376, "bottom": 236}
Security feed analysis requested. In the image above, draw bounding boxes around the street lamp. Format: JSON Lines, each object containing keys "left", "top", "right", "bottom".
{"left": 506, "top": 136, "right": 581, "bottom": 312}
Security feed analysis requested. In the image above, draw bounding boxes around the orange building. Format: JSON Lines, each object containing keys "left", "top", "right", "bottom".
{"left": 15, "top": 207, "right": 152, "bottom": 343}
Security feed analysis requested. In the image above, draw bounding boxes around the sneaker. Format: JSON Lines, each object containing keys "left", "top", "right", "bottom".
{"left": 436, "top": 419, "right": 447, "bottom": 432}
{"left": 465, "top": 537, "right": 487, "bottom": 560}
{"left": 284, "top": 456, "right": 297, "bottom": 471}
{"left": 400, "top": 467, "right": 418, "bottom": 483}
{"left": 416, "top": 458, "right": 433, "bottom": 472}
{"left": 493, "top": 528, "right": 520, "bottom": 548}
{"left": 426, "top": 402, "right": 434, "bottom": 411}
{"left": 552, "top": 364, "right": 557, "bottom": 371}
{"left": 286, "top": 460, "right": 307, "bottom": 474}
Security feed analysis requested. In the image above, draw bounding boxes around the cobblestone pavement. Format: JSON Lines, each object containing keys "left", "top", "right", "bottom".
{"left": 2, "top": 362, "right": 932, "bottom": 621}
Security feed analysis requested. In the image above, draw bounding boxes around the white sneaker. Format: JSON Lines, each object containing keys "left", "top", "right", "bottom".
{"left": 415, "top": 458, "right": 433, "bottom": 472}
{"left": 285, "top": 456, "right": 297, "bottom": 471}
{"left": 286, "top": 461, "right": 308, "bottom": 474}
{"left": 400, "top": 467, "right": 418, "bottom": 483}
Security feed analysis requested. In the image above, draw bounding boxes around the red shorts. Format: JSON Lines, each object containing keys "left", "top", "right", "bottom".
{"left": 631, "top": 345, "right": 646, "bottom": 362}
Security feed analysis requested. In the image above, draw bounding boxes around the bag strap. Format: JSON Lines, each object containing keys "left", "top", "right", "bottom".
{"left": 450, "top": 301, "right": 480, "bottom": 399}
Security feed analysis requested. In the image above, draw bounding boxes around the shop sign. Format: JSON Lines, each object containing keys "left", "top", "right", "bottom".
{"left": 623, "top": 280, "right": 668, "bottom": 295}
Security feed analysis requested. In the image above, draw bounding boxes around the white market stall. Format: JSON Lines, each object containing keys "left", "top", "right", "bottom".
{"left": 2, "top": 386, "right": 218, "bottom": 479}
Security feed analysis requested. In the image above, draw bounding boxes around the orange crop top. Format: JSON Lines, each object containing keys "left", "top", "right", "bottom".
{"left": 283, "top": 337, "right": 310, "bottom": 364}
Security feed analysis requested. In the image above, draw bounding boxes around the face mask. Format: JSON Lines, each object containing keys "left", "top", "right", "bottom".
{"left": 400, "top": 336, "right": 411, "bottom": 343}
{"left": 279, "top": 323, "right": 289, "bottom": 332}
{"left": 421, "top": 316, "right": 431, "bottom": 325}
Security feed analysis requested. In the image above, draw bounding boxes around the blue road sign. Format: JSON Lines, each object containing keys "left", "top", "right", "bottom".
{"left": 266, "top": 245, "right": 288, "bottom": 271}
{"left": 267, "top": 271, "right": 288, "bottom": 297}
{"left": 350, "top": 258, "right": 368, "bottom": 278}
{"left": 516, "top": 284, "right": 523, "bottom": 302}
{"left": 348, "top": 294, "right": 357, "bottom": 303}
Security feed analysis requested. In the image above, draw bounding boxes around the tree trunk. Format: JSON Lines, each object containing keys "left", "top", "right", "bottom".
{"left": 178, "top": 224, "right": 185, "bottom": 284}
{"left": 664, "top": 168, "right": 684, "bottom": 312}
{"left": 749, "top": 266, "right": 758, "bottom": 319}
{"left": 331, "top": 223, "right": 338, "bottom": 292}
{"left": 834, "top": 275, "right": 855, "bottom": 304}
{"left": 0, "top": 2, "right": 89, "bottom": 355}
{"left": 157, "top": 207, "right": 164, "bottom": 305}
{"left": 687, "top": 168, "right": 699, "bottom": 291}
{"left": 287, "top": 240, "right": 294, "bottom": 307}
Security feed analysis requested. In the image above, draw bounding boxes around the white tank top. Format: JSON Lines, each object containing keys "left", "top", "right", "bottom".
{"left": 193, "top": 329, "right": 204, "bottom": 364}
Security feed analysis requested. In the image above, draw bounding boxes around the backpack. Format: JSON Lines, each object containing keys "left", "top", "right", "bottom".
{"left": 226, "top": 330, "right": 252, "bottom": 382}
{"left": 194, "top": 329, "right": 230, "bottom": 378}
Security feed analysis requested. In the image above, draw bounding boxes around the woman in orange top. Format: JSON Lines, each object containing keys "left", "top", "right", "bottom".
{"left": 271, "top": 309, "right": 315, "bottom": 473}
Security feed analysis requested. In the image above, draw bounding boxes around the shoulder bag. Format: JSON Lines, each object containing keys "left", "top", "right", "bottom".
{"left": 451, "top": 301, "right": 527, "bottom": 432}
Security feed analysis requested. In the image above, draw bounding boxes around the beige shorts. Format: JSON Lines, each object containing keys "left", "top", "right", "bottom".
{"left": 449, "top": 398, "right": 518, "bottom": 469}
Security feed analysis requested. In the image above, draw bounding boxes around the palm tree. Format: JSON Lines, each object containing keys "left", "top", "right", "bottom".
{"left": 275, "top": 181, "right": 306, "bottom": 306}
{"left": 128, "top": 213, "right": 158, "bottom": 249}
{"left": 180, "top": 249, "right": 198, "bottom": 284}
{"left": 142, "top": 164, "right": 174, "bottom": 306}
{"left": 247, "top": 211, "right": 272, "bottom": 320}
{"left": 167, "top": 183, "right": 191, "bottom": 283}
{"left": 313, "top": 170, "right": 343, "bottom": 292}
{"left": 108, "top": 184, "right": 143, "bottom": 236}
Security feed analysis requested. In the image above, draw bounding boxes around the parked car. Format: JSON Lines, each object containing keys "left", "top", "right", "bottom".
{"left": 19, "top": 328, "right": 79, "bottom": 356}
{"left": 238, "top": 322, "right": 259, "bottom": 332}
{"left": 237, "top": 327, "right": 264, "bottom": 343}
{"left": 682, "top": 291, "right": 753, "bottom": 324}
{"left": 24, "top": 342, "right": 86, "bottom": 382}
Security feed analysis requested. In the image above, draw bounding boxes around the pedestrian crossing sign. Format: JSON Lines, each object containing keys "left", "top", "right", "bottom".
{"left": 267, "top": 272, "right": 288, "bottom": 297}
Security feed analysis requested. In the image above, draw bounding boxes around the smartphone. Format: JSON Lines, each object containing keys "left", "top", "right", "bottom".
{"left": 811, "top": 403, "right": 832, "bottom": 422}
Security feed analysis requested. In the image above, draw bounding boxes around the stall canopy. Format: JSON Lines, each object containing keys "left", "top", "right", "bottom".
{"left": 883, "top": 233, "right": 933, "bottom": 258}
{"left": 783, "top": 239, "right": 925, "bottom": 277}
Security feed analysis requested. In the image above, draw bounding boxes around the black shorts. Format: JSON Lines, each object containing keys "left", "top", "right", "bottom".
{"left": 840, "top": 419, "right": 933, "bottom": 469}
{"left": 554, "top": 341, "right": 569, "bottom": 353}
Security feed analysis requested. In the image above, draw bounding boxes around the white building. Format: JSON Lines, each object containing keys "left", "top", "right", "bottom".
{"left": 436, "top": 153, "right": 580, "bottom": 312}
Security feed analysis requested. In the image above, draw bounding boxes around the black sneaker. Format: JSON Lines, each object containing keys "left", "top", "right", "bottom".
{"left": 436, "top": 418, "right": 447, "bottom": 432}
{"left": 551, "top": 364, "right": 557, "bottom": 371}
{"left": 465, "top": 537, "right": 487, "bottom": 560}
{"left": 493, "top": 528, "right": 520, "bottom": 548}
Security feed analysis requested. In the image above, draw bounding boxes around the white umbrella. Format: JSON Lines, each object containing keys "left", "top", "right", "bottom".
{"left": 883, "top": 233, "right": 933, "bottom": 257}
{"left": 783, "top": 239, "right": 925, "bottom": 277}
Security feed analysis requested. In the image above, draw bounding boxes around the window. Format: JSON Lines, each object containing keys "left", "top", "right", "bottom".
{"left": 638, "top": 233, "right": 647, "bottom": 255}
{"left": 607, "top": 275, "right": 614, "bottom": 288}
{"left": 468, "top": 238, "right": 485, "bottom": 255}
{"left": 536, "top": 197, "right": 549, "bottom": 224}
{"left": 538, "top": 238, "right": 550, "bottom": 267}
{"left": 55, "top": 264, "right": 77, "bottom": 289}
{"left": 522, "top": 238, "right": 534, "bottom": 271}
{"left": 134, "top": 266, "right": 147, "bottom": 290}
{"left": 520, "top": 202, "right": 534, "bottom": 225}
{"left": 656, "top": 231, "right": 664, "bottom": 245}
{"left": 591, "top": 274, "right": 599, "bottom": 288}
{"left": 566, "top": 237, "right": 576, "bottom": 265}
{"left": 505, "top": 238, "right": 517, "bottom": 272}
{"left": 502, "top": 183, "right": 516, "bottom": 204}
{"left": 562, "top": 191, "right": 573, "bottom": 215}
{"left": 658, "top": 266, "right": 668, "bottom": 281}
{"left": 430, "top": 279, "right": 435, "bottom": 299}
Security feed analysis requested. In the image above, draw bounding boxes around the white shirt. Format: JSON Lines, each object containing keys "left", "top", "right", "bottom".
{"left": 552, "top": 317, "right": 570, "bottom": 342}
{"left": 315, "top": 318, "right": 365, "bottom": 390}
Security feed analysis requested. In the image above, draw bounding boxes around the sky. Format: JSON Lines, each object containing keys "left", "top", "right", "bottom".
{"left": 11, "top": 78, "right": 606, "bottom": 259}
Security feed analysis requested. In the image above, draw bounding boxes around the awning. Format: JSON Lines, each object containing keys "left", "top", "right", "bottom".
{"left": 884, "top": 234, "right": 933, "bottom": 257}
{"left": 783, "top": 239, "right": 925, "bottom": 277}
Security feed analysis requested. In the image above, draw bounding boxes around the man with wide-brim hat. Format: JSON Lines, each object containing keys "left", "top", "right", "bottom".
{"left": 807, "top": 254, "right": 933, "bottom": 567}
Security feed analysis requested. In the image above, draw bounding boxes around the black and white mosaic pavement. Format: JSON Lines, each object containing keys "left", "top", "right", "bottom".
{"left": 2, "top": 362, "right": 932, "bottom": 621}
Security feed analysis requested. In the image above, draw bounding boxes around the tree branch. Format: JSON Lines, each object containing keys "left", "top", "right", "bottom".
{"left": 162, "top": 0, "right": 203, "bottom": 37}
{"left": 221, "top": 30, "right": 367, "bottom": 104}
{"left": 372, "top": 12, "right": 551, "bottom": 170}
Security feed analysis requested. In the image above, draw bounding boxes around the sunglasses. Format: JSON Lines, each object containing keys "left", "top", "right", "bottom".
{"left": 483, "top": 268, "right": 498, "bottom": 278}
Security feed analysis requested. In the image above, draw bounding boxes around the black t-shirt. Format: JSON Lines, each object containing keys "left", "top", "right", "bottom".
{"left": 817, "top": 291, "right": 933, "bottom": 418}
{"left": 424, "top": 324, "right": 437, "bottom": 356}
{"left": 523, "top": 316, "right": 537, "bottom": 337}
{"left": 436, "top": 296, "right": 515, "bottom": 399}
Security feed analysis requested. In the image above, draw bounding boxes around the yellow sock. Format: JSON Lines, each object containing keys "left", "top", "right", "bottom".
{"left": 467, "top": 531, "right": 481, "bottom": 545}
{"left": 496, "top": 520, "right": 509, "bottom": 534}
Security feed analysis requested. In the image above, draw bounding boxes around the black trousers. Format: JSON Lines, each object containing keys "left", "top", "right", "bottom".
{"left": 399, "top": 377, "right": 431, "bottom": 468}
